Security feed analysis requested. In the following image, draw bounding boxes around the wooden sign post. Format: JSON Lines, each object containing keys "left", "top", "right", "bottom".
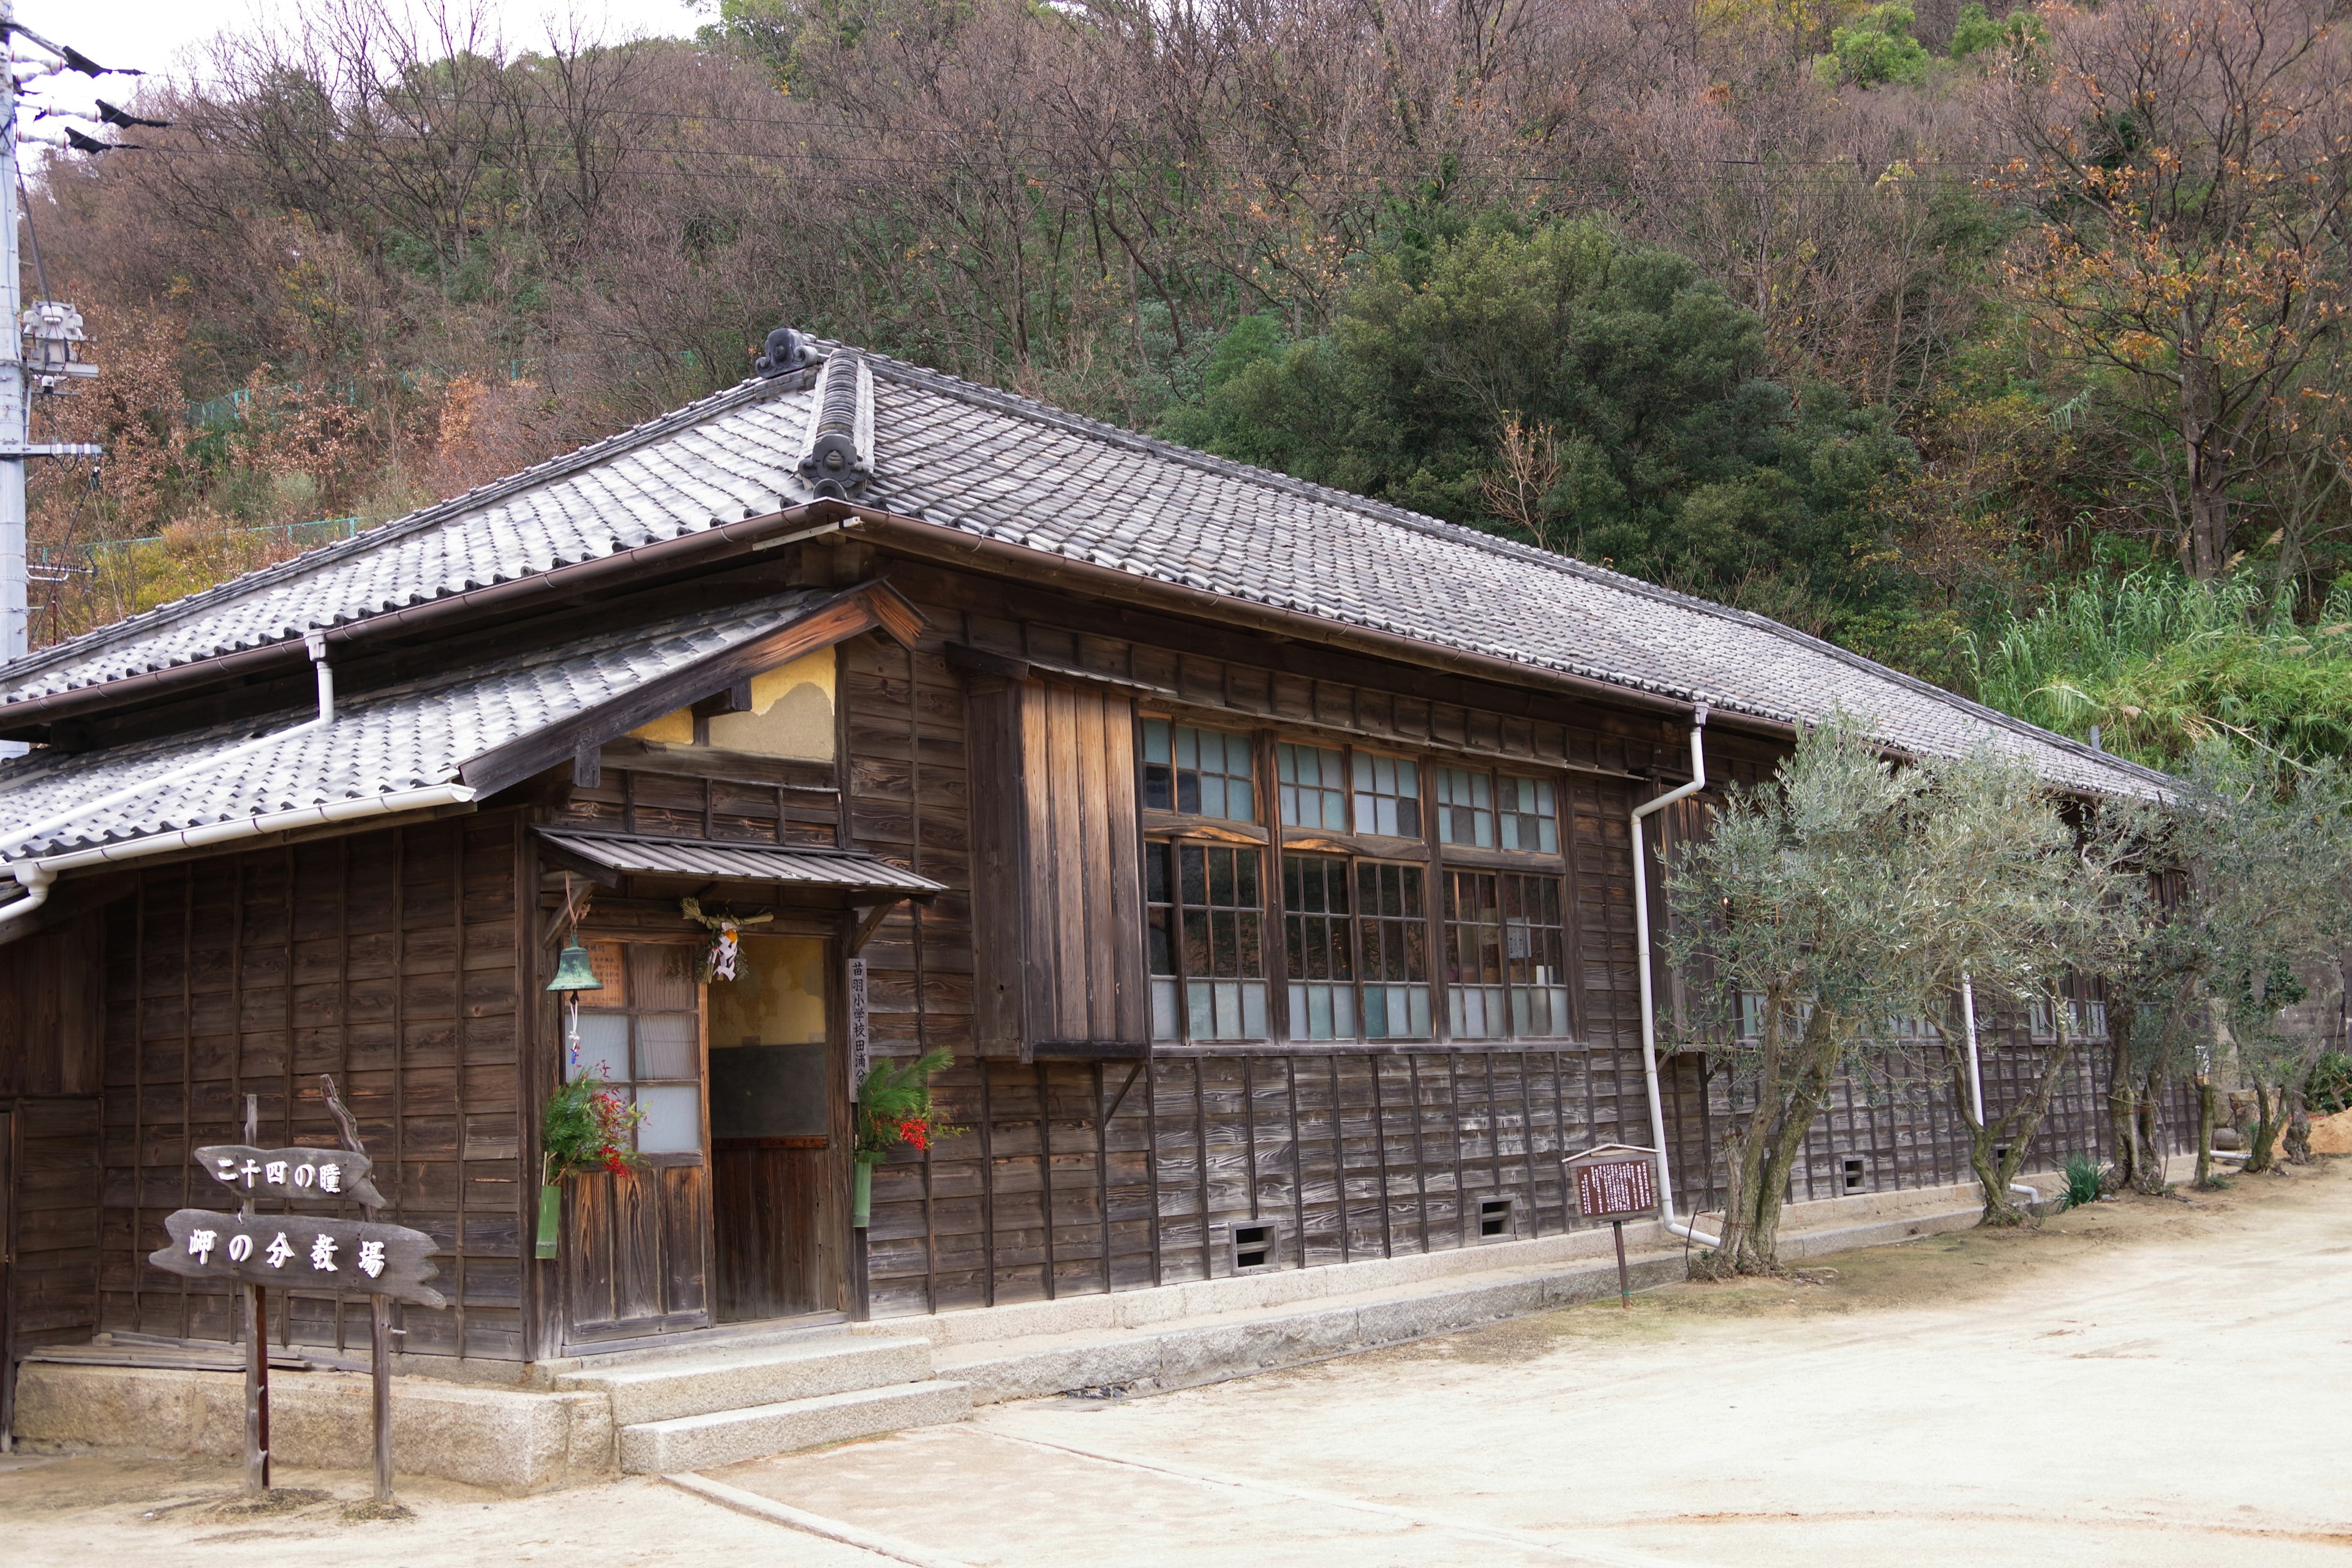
{"left": 241, "top": 1096, "right": 267, "bottom": 1494}
{"left": 1565, "top": 1143, "right": 1662, "bottom": 1309}
{"left": 149, "top": 1076, "right": 443, "bottom": 1505}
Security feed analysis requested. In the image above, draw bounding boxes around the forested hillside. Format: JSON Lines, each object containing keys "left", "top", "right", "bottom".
{"left": 25, "top": 0, "right": 2352, "bottom": 767}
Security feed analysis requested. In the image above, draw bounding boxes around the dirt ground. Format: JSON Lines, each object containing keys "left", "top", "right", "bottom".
{"left": 5, "top": 1161, "right": 2346, "bottom": 1567}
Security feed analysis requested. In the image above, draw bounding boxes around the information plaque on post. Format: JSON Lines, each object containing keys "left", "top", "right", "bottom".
{"left": 1564, "top": 1142, "right": 1662, "bottom": 1308}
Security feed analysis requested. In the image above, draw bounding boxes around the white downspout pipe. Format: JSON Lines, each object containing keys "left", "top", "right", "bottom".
{"left": 1635, "top": 703, "right": 1721, "bottom": 1250}
{"left": 1961, "top": 973, "right": 2041, "bottom": 1205}
{"left": 0, "top": 783, "right": 477, "bottom": 937}
{"left": 0, "top": 632, "right": 337, "bottom": 859}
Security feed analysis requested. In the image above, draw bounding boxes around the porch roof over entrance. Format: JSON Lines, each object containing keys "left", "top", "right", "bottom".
{"left": 534, "top": 828, "right": 946, "bottom": 897}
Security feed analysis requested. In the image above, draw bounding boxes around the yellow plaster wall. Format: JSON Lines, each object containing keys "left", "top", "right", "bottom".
{"left": 622, "top": 647, "right": 837, "bottom": 758}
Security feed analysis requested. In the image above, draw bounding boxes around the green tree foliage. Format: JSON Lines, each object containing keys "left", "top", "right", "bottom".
{"left": 1158, "top": 219, "right": 1915, "bottom": 622}
{"left": 1664, "top": 725, "right": 2120, "bottom": 1265}
{"left": 1964, "top": 568, "right": 2352, "bottom": 768}
{"left": 1948, "top": 1, "right": 2045, "bottom": 61}
{"left": 1815, "top": 2, "right": 1931, "bottom": 87}
{"left": 2121, "top": 748, "right": 2352, "bottom": 1177}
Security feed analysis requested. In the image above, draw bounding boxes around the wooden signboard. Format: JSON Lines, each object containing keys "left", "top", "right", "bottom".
{"left": 195, "top": 1144, "right": 386, "bottom": 1209}
{"left": 1572, "top": 1156, "right": 1658, "bottom": 1219}
{"left": 1564, "top": 1143, "right": 1662, "bottom": 1309}
{"left": 846, "top": 956, "right": 870, "bottom": 1098}
{"left": 148, "top": 1210, "right": 447, "bottom": 1308}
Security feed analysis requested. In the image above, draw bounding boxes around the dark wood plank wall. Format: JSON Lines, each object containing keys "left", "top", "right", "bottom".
{"left": 7, "top": 1096, "right": 103, "bottom": 1352}
{"left": 92, "top": 815, "right": 530, "bottom": 1359}
{"left": 0, "top": 915, "right": 103, "bottom": 1097}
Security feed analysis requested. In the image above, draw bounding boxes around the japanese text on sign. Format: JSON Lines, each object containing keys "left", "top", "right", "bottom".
{"left": 195, "top": 1144, "right": 385, "bottom": 1208}
{"left": 1574, "top": 1158, "right": 1658, "bottom": 1219}
{"left": 846, "top": 957, "right": 870, "bottom": 1100}
{"left": 149, "top": 1209, "right": 446, "bottom": 1307}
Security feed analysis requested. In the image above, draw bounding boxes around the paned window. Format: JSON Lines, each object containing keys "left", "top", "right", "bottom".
{"left": 1501, "top": 874, "right": 1572, "bottom": 1036}
{"left": 571, "top": 944, "right": 704, "bottom": 1155}
{"left": 1441, "top": 872, "right": 1571, "bottom": 1039}
{"left": 1352, "top": 752, "right": 1422, "bottom": 839}
{"left": 1355, "top": 862, "right": 1432, "bottom": 1039}
{"left": 1498, "top": 775, "right": 1559, "bottom": 853}
{"left": 1147, "top": 840, "right": 1268, "bottom": 1041}
{"left": 1434, "top": 767, "right": 1495, "bottom": 848}
{"left": 1142, "top": 719, "right": 1257, "bottom": 821}
{"left": 1278, "top": 743, "right": 1349, "bottom": 831}
{"left": 1284, "top": 854, "right": 1357, "bottom": 1039}
{"left": 1283, "top": 856, "right": 1433, "bottom": 1041}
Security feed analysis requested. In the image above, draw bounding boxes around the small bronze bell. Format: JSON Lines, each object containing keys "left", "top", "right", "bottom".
{"left": 546, "top": 943, "right": 604, "bottom": 992}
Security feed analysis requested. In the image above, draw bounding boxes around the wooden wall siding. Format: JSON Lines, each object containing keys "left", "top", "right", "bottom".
{"left": 7, "top": 1096, "right": 103, "bottom": 1351}
{"left": 864, "top": 1047, "right": 1711, "bottom": 1315}
{"left": 0, "top": 916, "right": 104, "bottom": 1097}
{"left": 94, "top": 816, "right": 528, "bottom": 1359}
{"left": 1017, "top": 682, "right": 1145, "bottom": 1048}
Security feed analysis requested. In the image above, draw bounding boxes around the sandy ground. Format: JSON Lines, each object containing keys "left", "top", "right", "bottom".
{"left": 4, "top": 1161, "right": 2346, "bottom": 1567}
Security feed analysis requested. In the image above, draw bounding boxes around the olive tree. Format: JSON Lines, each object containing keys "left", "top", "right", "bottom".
{"left": 1903, "top": 752, "right": 2144, "bottom": 1225}
{"left": 1665, "top": 723, "right": 1954, "bottom": 1275}
{"left": 2131, "top": 748, "right": 2352, "bottom": 1180}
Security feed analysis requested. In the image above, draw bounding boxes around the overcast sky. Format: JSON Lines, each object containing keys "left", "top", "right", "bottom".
{"left": 16, "top": 0, "right": 707, "bottom": 124}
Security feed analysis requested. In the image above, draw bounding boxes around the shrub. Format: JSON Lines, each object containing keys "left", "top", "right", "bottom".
{"left": 2060, "top": 1153, "right": 2106, "bottom": 1208}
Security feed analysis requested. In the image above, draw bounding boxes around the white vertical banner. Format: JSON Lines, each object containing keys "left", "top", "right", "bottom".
{"left": 846, "top": 956, "right": 870, "bottom": 1099}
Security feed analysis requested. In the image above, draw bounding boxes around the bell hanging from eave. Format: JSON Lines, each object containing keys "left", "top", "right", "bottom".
{"left": 546, "top": 943, "right": 604, "bottom": 992}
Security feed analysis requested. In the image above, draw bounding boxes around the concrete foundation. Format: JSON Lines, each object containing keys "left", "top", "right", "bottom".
{"left": 10, "top": 1362, "right": 614, "bottom": 1493}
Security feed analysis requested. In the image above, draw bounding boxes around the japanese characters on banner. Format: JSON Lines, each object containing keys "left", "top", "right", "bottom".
{"left": 846, "top": 956, "right": 870, "bottom": 1100}
{"left": 148, "top": 1209, "right": 447, "bottom": 1308}
{"left": 195, "top": 1144, "right": 387, "bottom": 1208}
{"left": 1574, "top": 1157, "right": 1659, "bottom": 1219}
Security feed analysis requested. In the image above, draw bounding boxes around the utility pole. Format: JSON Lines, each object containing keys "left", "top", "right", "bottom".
{"left": 0, "top": 0, "right": 110, "bottom": 758}
{"left": 2, "top": 0, "right": 26, "bottom": 691}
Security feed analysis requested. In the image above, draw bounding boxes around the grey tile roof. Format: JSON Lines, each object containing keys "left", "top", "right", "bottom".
{"left": 0, "top": 594, "right": 824, "bottom": 861}
{"left": 537, "top": 829, "right": 946, "bottom": 895}
{"left": 0, "top": 344, "right": 2171, "bottom": 803}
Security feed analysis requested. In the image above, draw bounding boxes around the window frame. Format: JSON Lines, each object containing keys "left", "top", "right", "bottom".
{"left": 571, "top": 939, "right": 710, "bottom": 1165}
{"left": 1136, "top": 710, "right": 1583, "bottom": 1048}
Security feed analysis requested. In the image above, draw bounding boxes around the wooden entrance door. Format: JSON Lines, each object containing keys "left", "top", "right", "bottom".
{"left": 562, "top": 943, "right": 712, "bottom": 1346}
{"left": 707, "top": 935, "right": 840, "bottom": 1321}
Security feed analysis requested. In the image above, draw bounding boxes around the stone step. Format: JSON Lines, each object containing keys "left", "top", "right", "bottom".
{"left": 559, "top": 1332, "right": 936, "bottom": 1425}
{"left": 617, "top": 1379, "right": 973, "bottom": 1473}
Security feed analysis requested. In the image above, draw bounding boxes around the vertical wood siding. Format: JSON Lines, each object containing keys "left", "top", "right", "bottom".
{"left": 94, "top": 815, "right": 527, "bottom": 1359}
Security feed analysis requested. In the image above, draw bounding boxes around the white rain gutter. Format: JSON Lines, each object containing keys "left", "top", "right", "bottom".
{"left": 1961, "top": 972, "right": 2042, "bottom": 1206}
{"left": 1634, "top": 703, "right": 1722, "bottom": 1250}
{"left": 0, "top": 632, "right": 338, "bottom": 859}
{"left": 0, "top": 783, "right": 477, "bottom": 936}
{"left": 1, "top": 634, "right": 473, "bottom": 937}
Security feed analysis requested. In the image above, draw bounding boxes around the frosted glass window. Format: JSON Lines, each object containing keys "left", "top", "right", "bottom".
{"left": 634, "top": 1085, "right": 703, "bottom": 1154}
{"left": 570, "top": 1013, "right": 631, "bottom": 1082}
{"left": 636, "top": 1014, "right": 699, "bottom": 1079}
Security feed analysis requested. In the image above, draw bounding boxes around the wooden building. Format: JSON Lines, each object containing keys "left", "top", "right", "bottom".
{"left": 0, "top": 339, "right": 2185, "bottom": 1417}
